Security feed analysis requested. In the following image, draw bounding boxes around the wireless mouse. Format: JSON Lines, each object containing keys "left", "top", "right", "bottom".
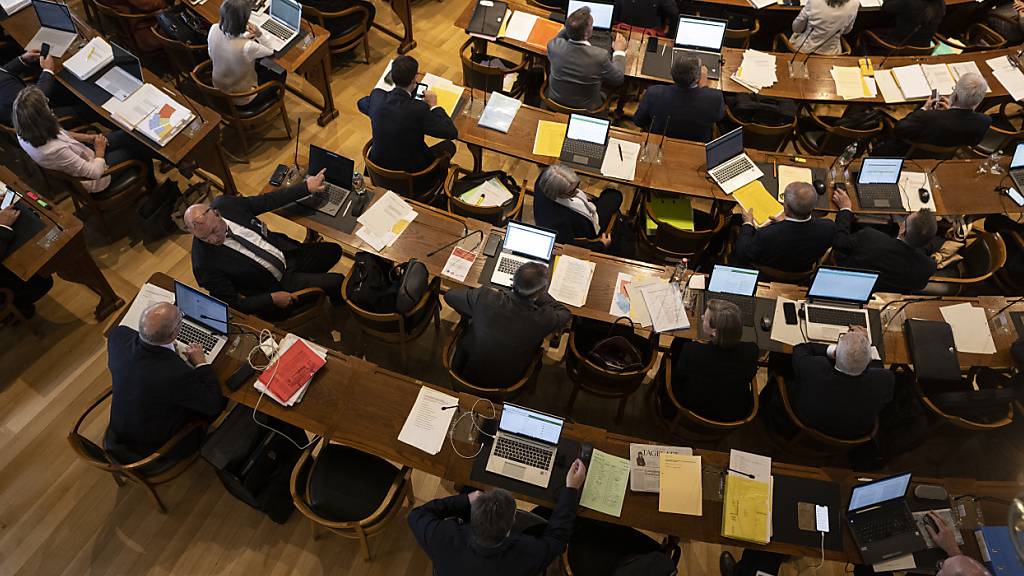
{"left": 918, "top": 187, "right": 930, "bottom": 203}
{"left": 813, "top": 180, "right": 826, "bottom": 195}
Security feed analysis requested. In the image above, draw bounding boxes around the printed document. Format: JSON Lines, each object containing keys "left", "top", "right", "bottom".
{"left": 629, "top": 443, "right": 692, "bottom": 492}
{"left": 658, "top": 454, "right": 702, "bottom": 515}
{"left": 939, "top": 302, "right": 996, "bottom": 354}
{"left": 548, "top": 255, "right": 596, "bottom": 307}
{"left": 356, "top": 191, "right": 418, "bottom": 251}
{"left": 600, "top": 138, "right": 640, "bottom": 181}
{"left": 891, "top": 64, "right": 932, "bottom": 100}
{"left": 921, "top": 63, "right": 956, "bottom": 95}
{"left": 502, "top": 11, "right": 537, "bottom": 41}
{"left": 533, "top": 120, "right": 567, "bottom": 157}
{"left": 874, "top": 69, "right": 905, "bottom": 103}
{"left": 638, "top": 281, "right": 690, "bottom": 333}
{"left": 579, "top": 449, "right": 631, "bottom": 517}
{"left": 776, "top": 165, "right": 812, "bottom": 202}
{"left": 398, "top": 386, "right": 459, "bottom": 455}
{"left": 119, "top": 283, "right": 173, "bottom": 329}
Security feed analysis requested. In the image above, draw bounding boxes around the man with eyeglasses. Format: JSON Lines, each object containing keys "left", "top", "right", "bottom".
{"left": 183, "top": 170, "right": 345, "bottom": 321}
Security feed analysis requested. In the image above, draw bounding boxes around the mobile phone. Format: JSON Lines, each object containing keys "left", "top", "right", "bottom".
{"left": 1006, "top": 186, "right": 1024, "bottom": 207}
{"left": 0, "top": 188, "right": 18, "bottom": 210}
{"left": 414, "top": 82, "right": 428, "bottom": 100}
{"left": 930, "top": 89, "right": 938, "bottom": 100}
{"left": 646, "top": 36, "right": 658, "bottom": 53}
{"left": 40, "top": 43, "right": 50, "bottom": 58}
{"left": 783, "top": 301, "right": 798, "bottom": 325}
{"left": 269, "top": 163, "right": 289, "bottom": 186}
{"left": 483, "top": 232, "right": 502, "bottom": 258}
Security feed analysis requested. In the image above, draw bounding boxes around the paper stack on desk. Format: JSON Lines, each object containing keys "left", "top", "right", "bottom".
{"left": 987, "top": 55, "right": 1024, "bottom": 102}
{"left": 355, "top": 190, "right": 418, "bottom": 252}
{"left": 638, "top": 281, "right": 690, "bottom": 333}
{"left": 601, "top": 138, "right": 640, "bottom": 181}
{"left": 830, "top": 66, "right": 876, "bottom": 100}
{"left": 478, "top": 91, "right": 521, "bottom": 133}
{"left": 722, "top": 449, "right": 773, "bottom": 544}
{"left": 949, "top": 61, "right": 989, "bottom": 90}
{"left": 0, "top": 0, "right": 29, "bottom": 15}
{"left": 731, "top": 50, "right": 777, "bottom": 93}
{"left": 939, "top": 302, "right": 996, "bottom": 354}
{"left": 398, "top": 386, "right": 458, "bottom": 455}
{"left": 891, "top": 64, "right": 932, "bottom": 100}
{"left": 579, "top": 449, "right": 631, "bottom": 517}
{"left": 64, "top": 37, "right": 114, "bottom": 80}
{"left": 629, "top": 443, "right": 693, "bottom": 493}
{"left": 255, "top": 333, "right": 327, "bottom": 406}
{"left": 921, "top": 63, "right": 957, "bottom": 95}
{"left": 658, "top": 454, "right": 702, "bottom": 515}
{"left": 548, "top": 255, "right": 596, "bottom": 307}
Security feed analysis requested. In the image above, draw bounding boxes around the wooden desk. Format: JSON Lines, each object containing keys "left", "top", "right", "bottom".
{"left": 188, "top": 0, "right": 339, "bottom": 126}
{"left": 1, "top": 165, "right": 123, "bottom": 319}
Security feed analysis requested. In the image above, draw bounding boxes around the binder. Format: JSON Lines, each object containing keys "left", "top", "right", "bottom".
{"left": 466, "top": 0, "right": 508, "bottom": 40}
{"left": 904, "top": 319, "right": 961, "bottom": 390}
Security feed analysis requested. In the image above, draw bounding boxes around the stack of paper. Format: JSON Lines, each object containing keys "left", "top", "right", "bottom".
{"left": 987, "top": 55, "right": 1024, "bottom": 102}
{"left": 136, "top": 90, "right": 195, "bottom": 146}
{"left": 623, "top": 277, "right": 664, "bottom": 327}
{"left": 579, "top": 449, "right": 631, "bottom": 517}
{"left": 658, "top": 453, "right": 702, "bottom": 515}
{"left": 478, "top": 91, "right": 521, "bottom": 133}
{"left": 64, "top": 37, "right": 114, "bottom": 80}
{"left": 548, "top": 255, "right": 596, "bottom": 307}
{"left": 637, "top": 280, "right": 690, "bottom": 333}
{"left": 398, "top": 386, "right": 459, "bottom": 455}
{"left": 600, "top": 138, "right": 640, "bottom": 181}
{"left": 103, "top": 83, "right": 166, "bottom": 129}
{"left": 939, "top": 302, "right": 997, "bottom": 354}
{"left": 731, "top": 50, "right": 777, "bottom": 93}
{"left": 776, "top": 165, "right": 812, "bottom": 202}
{"left": 0, "top": 0, "right": 30, "bottom": 15}
{"left": 874, "top": 69, "right": 905, "bottom": 103}
{"left": 629, "top": 443, "right": 692, "bottom": 492}
{"left": 460, "top": 177, "right": 513, "bottom": 207}
{"left": 501, "top": 11, "right": 537, "bottom": 42}
{"left": 722, "top": 449, "right": 773, "bottom": 544}
{"left": 921, "top": 63, "right": 956, "bottom": 95}
{"left": 254, "top": 333, "right": 327, "bottom": 406}
{"left": 355, "top": 190, "right": 418, "bottom": 252}
{"left": 891, "top": 64, "right": 933, "bottom": 100}
{"left": 949, "top": 61, "right": 988, "bottom": 90}
{"left": 830, "top": 66, "right": 876, "bottom": 100}
{"left": 533, "top": 120, "right": 567, "bottom": 157}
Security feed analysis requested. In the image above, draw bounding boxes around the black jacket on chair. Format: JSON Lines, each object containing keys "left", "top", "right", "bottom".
{"left": 408, "top": 487, "right": 579, "bottom": 576}
{"left": 633, "top": 85, "right": 725, "bottom": 143}
{"left": 671, "top": 340, "right": 759, "bottom": 422}
{"left": 106, "top": 325, "right": 225, "bottom": 456}
{"left": 0, "top": 57, "right": 54, "bottom": 126}
{"left": 832, "top": 210, "right": 936, "bottom": 293}
{"left": 357, "top": 86, "right": 458, "bottom": 172}
{"left": 876, "top": 0, "right": 945, "bottom": 48}
{"left": 876, "top": 107, "right": 991, "bottom": 156}
{"left": 732, "top": 218, "right": 835, "bottom": 273}
{"left": 532, "top": 191, "right": 605, "bottom": 250}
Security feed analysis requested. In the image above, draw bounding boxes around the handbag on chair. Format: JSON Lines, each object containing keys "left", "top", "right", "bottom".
{"left": 587, "top": 316, "right": 645, "bottom": 373}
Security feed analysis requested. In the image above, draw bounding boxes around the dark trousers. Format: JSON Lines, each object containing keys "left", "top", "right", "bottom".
{"left": 104, "top": 129, "right": 157, "bottom": 188}
{"left": 281, "top": 241, "right": 344, "bottom": 303}
{"left": 0, "top": 266, "right": 53, "bottom": 318}
{"left": 735, "top": 550, "right": 785, "bottom": 576}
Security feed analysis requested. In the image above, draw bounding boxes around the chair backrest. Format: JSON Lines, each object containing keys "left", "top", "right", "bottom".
{"left": 566, "top": 322, "right": 659, "bottom": 396}
{"left": 443, "top": 322, "right": 542, "bottom": 401}
{"left": 754, "top": 262, "right": 815, "bottom": 285}
{"left": 150, "top": 25, "right": 209, "bottom": 83}
{"left": 905, "top": 141, "right": 961, "bottom": 160}
{"left": 960, "top": 229, "right": 1007, "bottom": 281}
{"left": 916, "top": 380, "right": 1014, "bottom": 431}
{"left": 302, "top": 2, "right": 371, "bottom": 45}
{"left": 858, "top": 30, "right": 933, "bottom": 56}
{"left": 936, "top": 23, "right": 1007, "bottom": 52}
{"left": 92, "top": 0, "right": 160, "bottom": 54}
{"left": 540, "top": 77, "right": 609, "bottom": 115}
{"left": 460, "top": 38, "right": 526, "bottom": 93}
{"left": 66, "top": 388, "right": 125, "bottom": 474}
{"left": 342, "top": 272, "right": 440, "bottom": 340}
{"left": 660, "top": 354, "right": 758, "bottom": 430}
{"left": 639, "top": 197, "right": 730, "bottom": 263}
{"left": 526, "top": 0, "right": 562, "bottom": 10}
{"left": 723, "top": 105, "right": 795, "bottom": 152}
{"left": 444, "top": 166, "right": 525, "bottom": 226}
{"left": 799, "top": 105, "right": 885, "bottom": 156}
{"left": 775, "top": 375, "right": 879, "bottom": 448}
{"left": 362, "top": 140, "right": 448, "bottom": 204}
{"left": 773, "top": 32, "right": 851, "bottom": 54}
{"left": 723, "top": 18, "right": 759, "bottom": 50}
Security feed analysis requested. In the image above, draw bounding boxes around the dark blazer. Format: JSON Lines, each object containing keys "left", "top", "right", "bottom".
{"left": 191, "top": 182, "right": 309, "bottom": 318}
{"left": 671, "top": 340, "right": 759, "bottom": 421}
{"left": 0, "top": 57, "right": 54, "bottom": 126}
{"left": 445, "top": 286, "right": 570, "bottom": 388}
{"left": 357, "top": 86, "right": 458, "bottom": 172}
{"left": 732, "top": 218, "right": 836, "bottom": 273}
{"left": 545, "top": 30, "right": 625, "bottom": 111}
{"left": 786, "top": 343, "right": 894, "bottom": 439}
{"left": 408, "top": 487, "right": 579, "bottom": 576}
{"left": 878, "top": 107, "right": 991, "bottom": 156}
{"left": 634, "top": 85, "right": 724, "bottom": 143}
{"left": 877, "top": 0, "right": 945, "bottom": 48}
{"left": 106, "top": 325, "right": 225, "bottom": 456}
{"left": 833, "top": 210, "right": 936, "bottom": 293}
{"left": 532, "top": 190, "right": 605, "bottom": 251}
{"left": 613, "top": 0, "right": 679, "bottom": 32}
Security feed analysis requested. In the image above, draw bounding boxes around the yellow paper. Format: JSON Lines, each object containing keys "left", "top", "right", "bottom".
{"left": 733, "top": 180, "right": 783, "bottom": 226}
{"left": 432, "top": 85, "right": 464, "bottom": 117}
{"left": 579, "top": 449, "right": 631, "bottom": 518}
{"left": 533, "top": 120, "right": 567, "bottom": 157}
{"left": 658, "top": 454, "right": 702, "bottom": 516}
{"left": 722, "top": 475, "right": 771, "bottom": 544}
{"left": 776, "top": 165, "right": 812, "bottom": 202}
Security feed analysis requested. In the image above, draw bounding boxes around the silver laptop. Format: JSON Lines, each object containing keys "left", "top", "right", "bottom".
{"left": 173, "top": 281, "right": 229, "bottom": 364}
{"left": 94, "top": 42, "right": 143, "bottom": 101}
{"left": 802, "top": 267, "right": 879, "bottom": 344}
{"left": 1009, "top": 143, "right": 1024, "bottom": 192}
{"left": 249, "top": 0, "right": 301, "bottom": 52}
{"left": 26, "top": 0, "right": 78, "bottom": 58}
{"left": 485, "top": 403, "right": 564, "bottom": 488}
{"left": 706, "top": 127, "right": 763, "bottom": 194}
{"left": 490, "top": 221, "right": 557, "bottom": 287}
{"left": 566, "top": 0, "right": 613, "bottom": 51}
{"left": 673, "top": 15, "right": 728, "bottom": 81}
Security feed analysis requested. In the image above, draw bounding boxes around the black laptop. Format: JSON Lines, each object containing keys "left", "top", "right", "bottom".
{"left": 854, "top": 157, "right": 905, "bottom": 210}
{"left": 847, "top": 473, "right": 928, "bottom": 565}
{"left": 559, "top": 114, "right": 611, "bottom": 169}
{"left": 297, "top": 144, "right": 353, "bottom": 217}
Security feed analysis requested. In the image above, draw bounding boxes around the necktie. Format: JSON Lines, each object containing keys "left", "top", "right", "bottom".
{"left": 226, "top": 229, "right": 286, "bottom": 279}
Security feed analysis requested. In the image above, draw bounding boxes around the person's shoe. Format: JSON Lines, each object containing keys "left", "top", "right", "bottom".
{"left": 720, "top": 551, "right": 737, "bottom": 576}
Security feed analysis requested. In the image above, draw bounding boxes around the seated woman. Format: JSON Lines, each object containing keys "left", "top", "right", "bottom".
{"left": 788, "top": 0, "right": 858, "bottom": 55}
{"left": 658, "top": 299, "right": 759, "bottom": 422}
{"left": 532, "top": 164, "right": 634, "bottom": 257}
{"left": 13, "top": 86, "right": 156, "bottom": 193}
{"left": 207, "top": 0, "right": 275, "bottom": 106}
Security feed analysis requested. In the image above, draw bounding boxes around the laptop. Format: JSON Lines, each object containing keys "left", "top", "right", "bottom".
{"left": 559, "top": 114, "right": 611, "bottom": 169}
{"left": 26, "top": 0, "right": 78, "bottom": 58}
{"left": 673, "top": 15, "right": 728, "bottom": 81}
{"left": 855, "top": 157, "right": 905, "bottom": 210}
{"left": 485, "top": 403, "right": 565, "bottom": 488}
{"left": 297, "top": 144, "right": 353, "bottom": 217}
{"left": 94, "top": 42, "right": 143, "bottom": 101}
{"left": 706, "top": 264, "right": 759, "bottom": 326}
{"left": 173, "top": 281, "right": 229, "bottom": 364}
{"left": 489, "top": 221, "right": 557, "bottom": 287}
{"left": 566, "top": 0, "right": 614, "bottom": 52}
{"left": 705, "top": 127, "right": 762, "bottom": 194}
{"left": 249, "top": 0, "right": 301, "bottom": 53}
{"left": 1009, "top": 142, "right": 1024, "bottom": 192}
{"left": 802, "top": 267, "right": 879, "bottom": 344}
{"left": 847, "top": 473, "right": 927, "bottom": 565}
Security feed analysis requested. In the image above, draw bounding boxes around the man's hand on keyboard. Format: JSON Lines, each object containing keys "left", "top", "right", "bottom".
{"left": 246, "top": 22, "right": 262, "bottom": 38}
{"left": 184, "top": 343, "right": 206, "bottom": 366}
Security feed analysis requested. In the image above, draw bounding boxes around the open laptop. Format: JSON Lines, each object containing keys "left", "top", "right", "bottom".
{"left": 706, "top": 264, "right": 759, "bottom": 326}
{"left": 485, "top": 403, "right": 564, "bottom": 488}
{"left": 94, "top": 42, "right": 143, "bottom": 101}
{"left": 173, "top": 281, "right": 229, "bottom": 364}
{"left": 847, "top": 473, "right": 927, "bottom": 565}
{"left": 855, "top": 157, "right": 905, "bottom": 210}
{"left": 705, "top": 127, "right": 762, "bottom": 194}
{"left": 249, "top": 0, "right": 301, "bottom": 53}
{"left": 297, "top": 144, "right": 352, "bottom": 217}
{"left": 490, "top": 221, "right": 557, "bottom": 287}
{"left": 559, "top": 114, "right": 611, "bottom": 169}
{"left": 1009, "top": 142, "right": 1024, "bottom": 192}
{"left": 26, "top": 0, "right": 77, "bottom": 58}
{"left": 802, "top": 267, "right": 879, "bottom": 344}
{"left": 566, "top": 0, "right": 614, "bottom": 52}
{"left": 673, "top": 15, "right": 728, "bottom": 81}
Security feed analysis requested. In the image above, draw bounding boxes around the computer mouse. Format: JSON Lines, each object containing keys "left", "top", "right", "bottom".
{"left": 813, "top": 179, "right": 826, "bottom": 195}
{"left": 923, "top": 513, "right": 939, "bottom": 534}
{"left": 918, "top": 187, "right": 930, "bottom": 203}
{"left": 760, "top": 315, "right": 772, "bottom": 332}
{"left": 578, "top": 443, "right": 593, "bottom": 467}
{"left": 834, "top": 181, "right": 848, "bottom": 193}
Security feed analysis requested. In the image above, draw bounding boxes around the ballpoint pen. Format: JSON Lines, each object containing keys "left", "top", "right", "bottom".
{"left": 617, "top": 143, "right": 623, "bottom": 161}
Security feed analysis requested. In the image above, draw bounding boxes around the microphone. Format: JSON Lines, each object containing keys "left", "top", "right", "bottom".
{"left": 658, "top": 114, "right": 671, "bottom": 149}
{"left": 427, "top": 229, "right": 483, "bottom": 257}
{"left": 926, "top": 155, "right": 952, "bottom": 195}
{"left": 877, "top": 23, "right": 924, "bottom": 70}
{"left": 284, "top": 117, "right": 306, "bottom": 186}
{"left": 788, "top": 24, "right": 814, "bottom": 78}
{"left": 799, "top": 26, "right": 844, "bottom": 65}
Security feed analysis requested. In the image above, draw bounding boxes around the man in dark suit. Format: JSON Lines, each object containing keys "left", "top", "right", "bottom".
{"left": 832, "top": 186, "right": 937, "bottom": 293}
{"left": 106, "top": 302, "right": 226, "bottom": 460}
{"left": 0, "top": 49, "right": 56, "bottom": 126}
{"left": 357, "top": 55, "right": 458, "bottom": 178}
{"left": 633, "top": 53, "right": 724, "bottom": 143}
{"left": 546, "top": 6, "right": 627, "bottom": 111}
{"left": 613, "top": 0, "right": 678, "bottom": 35}
{"left": 731, "top": 182, "right": 835, "bottom": 273}
{"left": 0, "top": 206, "right": 53, "bottom": 318}
{"left": 183, "top": 171, "right": 344, "bottom": 321}
{"left": 444, "top": 263, "right": 571, "bottom": 388}
{"left": 408, "top": 459, "right": 588, "bottom": 576}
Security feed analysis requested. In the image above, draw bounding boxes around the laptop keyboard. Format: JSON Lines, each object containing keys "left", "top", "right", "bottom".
{"left": 261, "top": 18, "right": 292, "bottom": 40}
{"left": 711, "top": 156, "right": 754, "bottom": 183}
{"left": 563, "top": 139, "right": 605, "bottom": 161}
{"left": 177, "top": 323, "right": 217, "bottom": 354}
{"left": 494, "top": 436, "right": 554, "bottom": 470}
{"left": 807, "top": 305, "right": 867, "bottom": 328}
{"left": 857, "top": 183, "right": 902, "bottom": 208}
{"left": 856, "top": 514, "right": 914, "bottom": 544}
{"left": 497, "top": 254, "right": 528, "bottom": 275}
{"left": 709, "top": 292, "right": 755, "bottom": 326}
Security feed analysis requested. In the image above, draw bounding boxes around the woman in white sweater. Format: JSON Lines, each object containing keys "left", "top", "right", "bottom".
{"left": 788, "top": 0, "right": 859, "bottom": 55}
{"left": 207, "top": 0, "right": 274, "bottom": 105}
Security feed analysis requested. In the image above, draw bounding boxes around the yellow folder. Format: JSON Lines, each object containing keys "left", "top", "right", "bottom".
{"left": 722, "top": 475, "right": 771, "bottom": 545}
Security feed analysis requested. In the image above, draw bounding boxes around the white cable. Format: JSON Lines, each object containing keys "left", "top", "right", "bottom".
{"left": 449, "top": 398, "right": 497, "bottom": 459}
{"left": 244, "top": 330, "right": 320, "bottom": 451}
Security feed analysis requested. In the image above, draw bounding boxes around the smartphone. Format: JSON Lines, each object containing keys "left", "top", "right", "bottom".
{"left": 783, "top": 301, "right": 798, "bottom": 325}
{"left": 0, "top": 188, "right": 17, "bottom": 210}
{"left": 414, "top": 82, "right": 428, "bottom": 100}
{"left": 40, "top": 42, "right": 50, "bottom": 59}
{"left": 269, "top": 163, "right": 289, "bottom": 186}
{"left": 483, "top": 232, "right": 502, "bottom": 258}
{"left": 646, "top": 35, "right": 658, "bottom": 53}
{"left": 1007, "top": 186, "right": 1024, "bottom": 207}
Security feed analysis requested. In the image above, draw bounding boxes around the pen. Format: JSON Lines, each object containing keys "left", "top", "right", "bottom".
{"left": 441, "top": 404, "right": 459, "bottom": 411}
{"left": 773, "top": 159, "right": 777, "bottom": 178}
{"left": 86, "top": 46, "right": 95, "bottom": 60}
{"left": 617, "top": 143, "right": 623, "bottom": 161}
{"left": 726, "top": 468, "right": 756, "bottom": 479}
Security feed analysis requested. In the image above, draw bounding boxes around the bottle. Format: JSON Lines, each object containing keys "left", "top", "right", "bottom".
{"left": 352, "top": 171, "right": 365, "bottom": 196}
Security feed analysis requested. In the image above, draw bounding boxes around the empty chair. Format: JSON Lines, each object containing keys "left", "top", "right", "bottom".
{"left": 970, "top": 102, "right": 1024, "bottom": 158}
{"left": 934, "top": 22, "right": 1007, "bottom": 52}
{"left": 460, "top": 38, "right": 528, "bottom": 95}
{"left": 723, "top": 104, "right": 796, "bottom": 152}
{"left": 920, "top": 229, "right": 1007, "bottom": 296}
{"left": 856, "top": 29, "right": 933, "bottom": 56}
{"left": 795, "top": 104, "right": 886, "bottom": 156}
{"left": 637, "top": 191, "right": 730, "bottom": 265}
{"left": 150, "top": 24, "right": 210, "bottom": 88}
{"left": 302, "top": 0, "right": 375, "bottom": 64}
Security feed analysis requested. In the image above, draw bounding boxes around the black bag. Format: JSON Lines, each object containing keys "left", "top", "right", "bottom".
{"left": 835, "top": 107, "right": 885, "bottom": 131}
{"left": 394, "top": 258, "right": 428, "bottom": 314}
{"left": 347, "top": 251, "right": 396, "bottom": 313}
{"left": 156, "top": 5, "right": 209, "bottom": 46}
{"left": 587, "top": 317, "right": 645, "bottom": 373}
{"left": 727, "top": 93, "right": 798, "bottom": 126}
{"left": 137, "top": 179, "right": 180, "bottom": 240}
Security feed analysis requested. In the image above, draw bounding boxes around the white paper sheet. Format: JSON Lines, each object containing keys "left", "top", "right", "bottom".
{"left": 874, "top": 69, "right": 906, "bottom": 103}
{"left": 729, "top": 449, "right": 772, "bottom": 483}
{"left": 119, "top": 283, "right": 174, "bottom": 330}
{"left": 625, "top": 279, "right": 659, "bottom": 327}
{"left": 356, "top": 191, "right": 418, "bottom": 250}
{"left": 939, "top": 302, "right": 997, "bottom": 354}
{"left": 898, "top": 171, "right": 937, "bottom": 212}
{"left": 891, "top": 64, "right": 931, "bottom": 100}
{"left": 64, "top": 37, "right": 113, "bottom": 80}
{"left": 831, "top": 66, "right": 871, "bottom": 100}
{"left": 398, "top": 386, "right": 459, "bottom": 455}
{"left": 992, "top": 66, "right": 1024, "bottom": 102}
{"left": 502, "top": 11, "right": 537, "bottom": 41}
{"left": 748, "top": 0, "right": 777, "bottom": 8}
{"left": 873, "top": 553, "right": 916, "bottom": 572}
{"left": 859, "top": 0, "right": 882, "bottom": 6}
{"left": 769, "top": 297, "right": 808, "bottom": 346}
{"left": 638, "top": 281, "right": 690, "bottom": 333}
{"left": 949, "top": 61, "right": 989, "bottom": 91}
{"left": 548, "top": 255, "right": 596, "bottom": 308}
{"left": 600, "top": 138, "right": 640, "bottom": 181}
{"left": 921, "top": 63, "right": 956, "bottom": 95}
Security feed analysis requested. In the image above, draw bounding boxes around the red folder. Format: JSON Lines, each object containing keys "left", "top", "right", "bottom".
{"left": 257, "top": 339, "right": 326, "bottom": 403}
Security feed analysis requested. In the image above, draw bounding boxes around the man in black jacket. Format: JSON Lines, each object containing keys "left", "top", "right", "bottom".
{"left": 183, "top": 171, "right": 344, "bottom": 321}
{"left": 633, "top": 54, "right": 724, "bottom": 143}
{"left": 731, "top": 181, "right": 835, "bottom": 273}
{"left": 0, "top": 206, "right": 53, "bottom": 318}
{"left": 107, "top": 302, "right": 226, "bottom": 460}
{"left": 832, "top": 186, "right": 937, "bottom": 293}
{"left": 444, "top": 263, "right": 571, "bottom": 388}
{"left": 408, "top": 458, "right": 587, "bottom": 576}
{"left": 0, "top": 49, "right": 56, "bottom": 126}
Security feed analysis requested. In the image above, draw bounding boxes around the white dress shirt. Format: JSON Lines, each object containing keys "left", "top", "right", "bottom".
{"left": 207, "top": 26, "right": 274, "bottom": 105}
{"left": 223, "top": 219, "right": 286, "bottom": 281}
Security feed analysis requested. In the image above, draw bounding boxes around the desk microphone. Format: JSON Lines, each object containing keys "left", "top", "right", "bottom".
{"left": 877, "top": 23, "right": 924, "bottom": 70}
{"left": 799, "top": 26, "right": 843, "bottom": 65}
{"left": 788, "top": 25, "right": 815, "bottom": 78}
{"left": 789, "top": 24, "right": 815, "bottom": 64}
{"left": 285, "top": 117, "right": 306, "bottom": 186}
{"left": 427, "top": 229, "right": 483, "bottom": 257}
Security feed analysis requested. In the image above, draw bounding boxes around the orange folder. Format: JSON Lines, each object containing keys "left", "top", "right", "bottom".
{"left": 525, "top": 18, "right": 563, "bottom": 51}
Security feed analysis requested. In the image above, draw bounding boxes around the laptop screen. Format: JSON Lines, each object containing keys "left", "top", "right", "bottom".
{"left": 503, "top": 221, "right": 556, "bottom": 261}
{"left": 708, "top": 265, "right": 759, "bottom": 296}
{"left": 270, "top": 0, "right": 301, "bottom": 29}
{"left": 567, "top": 0, "right": 613, "bottom": 29}
{"left": 174, "top": 281, "right": 228, "bottom": 334}
{"left": 857, "top": 157, "right": 903, "bottom": 185}
{"left": 705, "top": 127, "right": 743, "bottom": 170}
{"left": 567, "top": 114, "right": 610, "bottom": 145}
{"left": 110, "top": 42, "right": 143, "bottom": 81}
{"left": 34, "top": 0, "right": 75, "bottom": 33}
{"left": 1012, "top": 142, "right": 1024, "bottom": 169}
{"left": 308, "top": 144, "right": 354, "bottom": 189}
{"left": 849, "top": 473, "right": 911, "bottom": 511}
{"left": 499, "top": 403, "right": 564, "bottom": 444}
{"left": 675, "top": 16, "right": 727, "bottom": 51}
{"left": 808, "top": 267, "right": 879, "bottom": 304}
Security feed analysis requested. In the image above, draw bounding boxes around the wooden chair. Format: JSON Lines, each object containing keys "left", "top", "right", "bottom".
{"left": 41, "top": 160, "right": 151, "bottom": 234}
{"left": 91, "top": 0, "right": 163, "bottom": 55}
{"left": 916, "top": 380, "right": 1014, "bottom": 433}
{"left": 275, "top": 287, "right": 334, "bottom": 343}
{"left": 302, "top": 1, "right": 374, "bottom": 64}
{"left": 460, "top": 38, "right": 529, "bottom": 95}
{"left": 190, "top": 60, "right": 291, "bottom": 163}
{"left": 769, "top": 375, "right": 879, "bottom": 457}
{"left": 150, "top": 25, "right": 209, "bottom": 88}
{"left": 362, "top": 140, "right": 451, "bottom": 205}
{"left": 934, "top": 22, "right": 1007, "bottom": 52}
{"left": 443, "top": 321, "right": 543, "bottom": 402}
{"left": 652, "top": 353, "right": 758, "bottom": 443}
{"left": 905, "top": 141, "right": 962, "bottom": 160}
{"left": 342, "top": 273, "right": 442, "bottom": 369}
{"left": 724, "top": 18, "right": 760, "bottom": 50}
{"left": 993, "top": 227, "right": 1024, "bottom": 293}
{"left": 772, "top": 32, "right": 852, "bottom": 55}
{"left": 856, "top": 30, "right": 933, "bottom": 56}
{"left": 67, "top": 387, "right": 206, "bottom": 513}
{"left": 723, "top": 105, "right": 795, "bottom": 153}
{"left": 920, "top": 229, "right": 1007, "bottom": 296}
{"left": 971, "top": 102, "right": 1024, "bottom": 157}
{"left": 290, "top": 437, "right": 414, "bottom": 560}
{"left": 526, "top": 0, "right": 562, "bottom": 11}
{"left": 637, "top": 191, "right": 730, "bottom": 265}
{"left": 795, "top": 104, "right": 886, "bottom": 157}
{"left": 540, "top": 77, "right": 611, "bottom": 116}
{"left": 754, "top": 262, "right": 815, "bottom": 285}
{"left": 561, "top": 519, "right": 680, "bottom": 576}
{"left": 443, "top": 166, "right": 525, "bottom": 226}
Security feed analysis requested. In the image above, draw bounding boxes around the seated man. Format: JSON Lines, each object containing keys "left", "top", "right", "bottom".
{"left": 408, "top": 458, "right": 587, "bottom": 576}
{"left": 106, "top": 302, "right": 226, "bottom": 460}
{"left": 183, "top": 170, "right": 345, "bottom": 321}
{"left": 731, "top": 181, "right": 835, "bottom": 273}
{"left": 874, "top": 72, "right": 991, "bottom": 157}
{"left": 546, "top": 6, "right": 627, "bottom": 111}
{"left": 0, "top": 49, "right": 56, "bottom": 127}
{"left": 634, "top": 54, "right": 724, "bottom": 143}
{"left": 444, "top": 262, "right": 571, "bottom": 388}
{"left": 833, "top": 186, "right": 937, "bottom": 293}
{"left": 0, "top": 206, "right": 53, "bottom": 318}
{"left": 613, "top": 0, "right": 678, "bottom": 35}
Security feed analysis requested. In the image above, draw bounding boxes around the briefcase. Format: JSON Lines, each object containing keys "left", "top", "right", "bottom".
{"left": 904, "top": 319, "right": 962, "bottom": 391}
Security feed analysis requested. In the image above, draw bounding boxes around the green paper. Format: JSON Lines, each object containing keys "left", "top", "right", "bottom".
{"left": 579, "top": 449, "right": 631, "bottom": 518}
{"left": 648, "top": 195, "right": 694, "bottom": 232}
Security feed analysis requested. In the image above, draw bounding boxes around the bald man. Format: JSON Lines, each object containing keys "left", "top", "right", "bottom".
{"left": 184, "top": 172, "right": 344, "bottom": 321}
{"left": 106, "top": 302, "right": 225, "bottom": 461}
{"left": 731, "top": 181, "right": 835, "bottom": 273}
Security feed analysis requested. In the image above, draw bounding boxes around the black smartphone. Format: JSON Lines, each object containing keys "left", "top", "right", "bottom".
{"left": 269, "top": 163, "right": 289, "bottom": 186}
{"left": 40, "top": 43, "right": 50, "bottom": 59}
{"left": 483, "top": 232, "right": 502, "bottom": 258}
{"left": 414, "top": 82, "right": 428, "bottom": 100}
{"left": 646, "top": 36, "right": 658, "bottom": 53}
{"left": 783, "top": 301, "right": 798, "bottom": 325}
